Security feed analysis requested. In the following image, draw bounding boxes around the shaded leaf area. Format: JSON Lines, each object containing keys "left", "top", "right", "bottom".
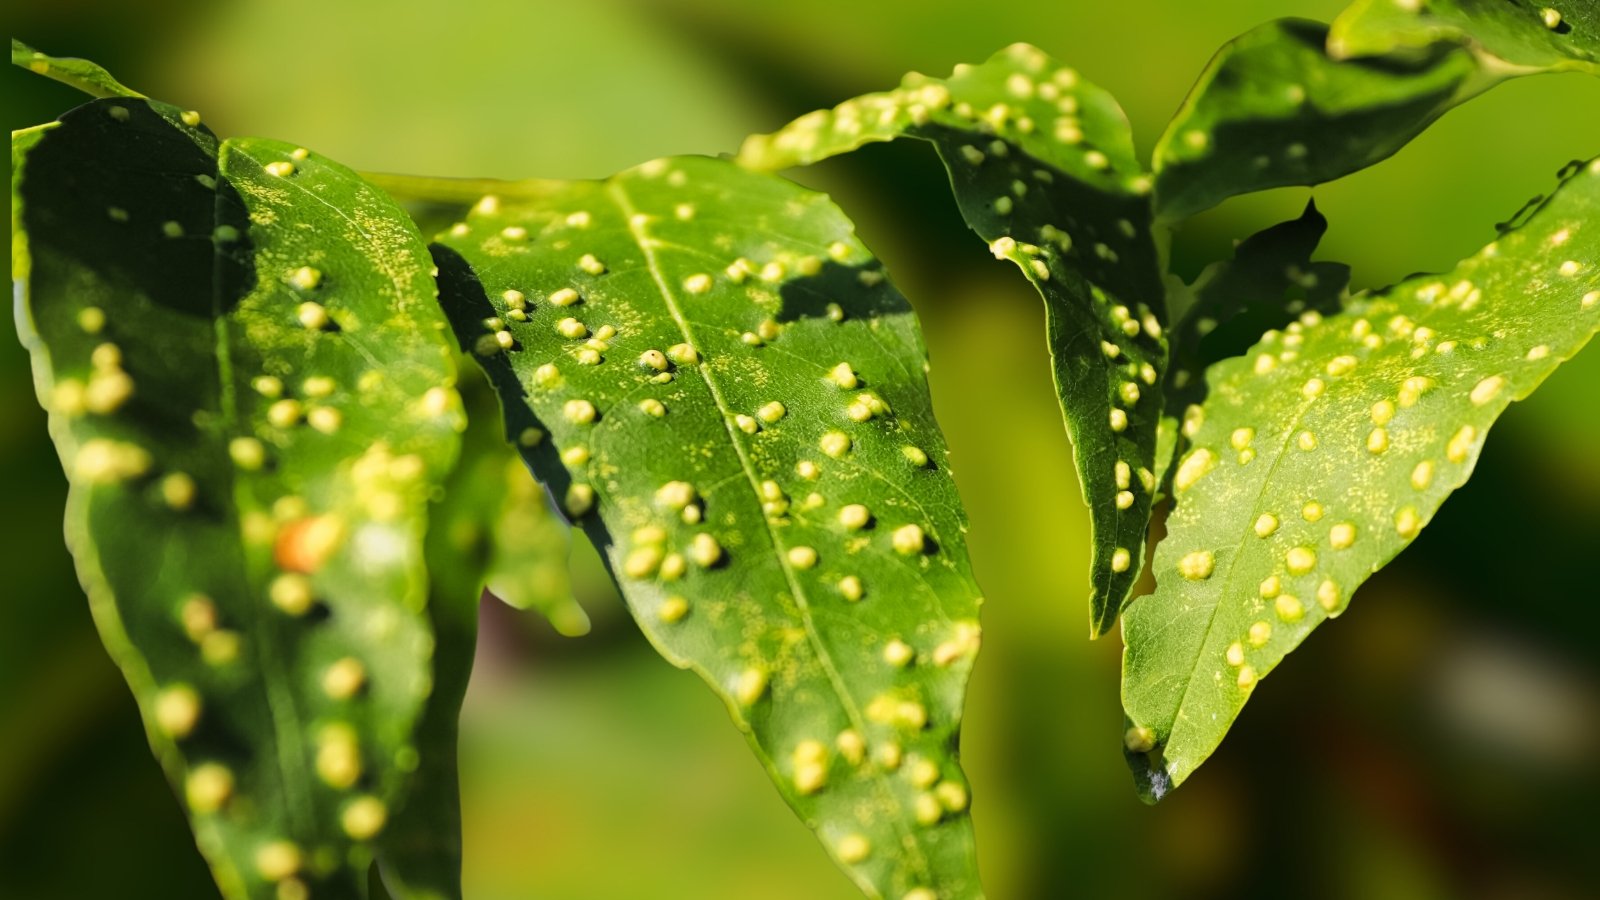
{"left": 11, "top": 38, "right": 143, "bottom": 99}
{"left": 1331, "top": 0, "right": 1600, "bottom": 71}
{"left": 1161, "top": 202, "right": 1351, "bottom": 481}
{"left": 371, "top": 574, "right": 474, "bottom": 900}
{"left": 427, "top": 369, "right": 584, "bottom": 635}
{"left": 377, "top": 369, "right": 583, "bottom": 899}
{"left": 12, "top": 96, "right": 463, "bottom": 898}
{"left": 1152, "top": 19, "right": 1480, "bottom": 220}
{"left": 431, "top": 155, "right": 984, "bottom": 900}
{"left": 738, "top": 43, "right": 1166, "bottom": 637}
{"left": 1121, "top": 157, "right": 1600, "bottom": 801}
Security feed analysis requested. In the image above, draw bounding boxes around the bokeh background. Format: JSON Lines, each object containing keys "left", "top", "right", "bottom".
{"left": 5, "top": 1, "right": 1600, "bottom": 898}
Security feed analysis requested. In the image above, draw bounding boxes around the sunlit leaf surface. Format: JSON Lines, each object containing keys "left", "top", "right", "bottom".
{"left": 740, "top": 43, "right": 1166, "bottom": 637}
{"left": 430, "top": 155, "right": 986, "bottom": 899}
{"left": 1122, "top": 158, "right": 1600, "bottom": 801}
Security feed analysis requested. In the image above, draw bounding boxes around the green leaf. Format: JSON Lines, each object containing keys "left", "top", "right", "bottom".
{"left": 431, "top": 155, "right": 985, "bottom": 899}
{"left": 1330, "top": 0, "right": 1600, "bottom": 72}
{"left": 1151, "top": 19, "right": 1480, "bottom": 220}
{"left": 1164, "top": 202, "right": 1350, "bottom": 450}
{"left": 425, "top": 368, "right": 585, "bottom": 635}
{"left": 375, "top": 367, "right": 586, "bottom": 900}
{"left": 739, "top": 43, "right": 1167, "bottom": 637}
{"left": 374, "top": 518, "right": 480, "bottom": 900}
{"left": 1121, "top": 157, "right": 1600, "bottom": 801}
{"left": 12, "top": 96, "right": 464, "bottom": 897}
{"left": 11, "top": 39, "right": 145, "bottom": 99}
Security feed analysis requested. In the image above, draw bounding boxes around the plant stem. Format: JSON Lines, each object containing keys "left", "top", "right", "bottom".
{"left": 359, "top": 171, "right": 569, "bottom": 206}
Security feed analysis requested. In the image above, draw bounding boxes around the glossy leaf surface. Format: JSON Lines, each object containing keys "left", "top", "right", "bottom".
{"left": 739, "top": 43, "right": 1166, "bottom": 637}
{"left": 1122, "top": 158, "right": 1600, "bottom": 801}
{"left": 13, "top": 94, "right": 462, "bottom": 897}
{"left": 430, "top": 155, "right": 986, "bottom": 899}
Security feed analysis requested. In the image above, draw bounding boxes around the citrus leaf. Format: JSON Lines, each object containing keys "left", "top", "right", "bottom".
{"left": 1151, "top": 19, "right": 1481, "bottom": 220}
{"left": 738, "top": 43, "right": 1167, "bottom": 638}
{"left": 431, "top": 155, "right": 985, "bottom": 899}
{"left": 11, "top": 38, "right": 145, "bottom": 99}
{"left": 1163, "top": 202, "right": 1351, "bottom": 477}
{"left": 1331, "top": 0, "right": 1600, "bottom": 72}
{"left": 12, "top": 95, "right": 464, "bottom": 897}
{"left": 1121, "top": 157, "right": 1600, "bottom": 801}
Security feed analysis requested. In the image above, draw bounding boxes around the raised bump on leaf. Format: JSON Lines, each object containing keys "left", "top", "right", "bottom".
{"left": 431, "top": 155, "right": 984, "bottom": 899}
{"left": 13, "top": 95, "right": 462, "bottom": 898}
{"left": 738, "top": 42, "right": 1166, "bottom": 637}
{"left": 1121, "top": 157, "right": 1600, "bottom": 802}
{"left": 1159, "top": 202, "right": 1351, "bottom": 484}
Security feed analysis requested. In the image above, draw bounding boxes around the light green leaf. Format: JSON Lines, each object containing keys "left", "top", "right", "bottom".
{"left": 1331, "top": 0, "right": 1600, "bottom": 72}
{"left": 431, "top": 155, "right": 984, "bottom": 899}
{"left": 12, "top": 95, "right": 464, "bottom": 897}
{"left": 739, "top": 43, "right": 1167, "bottom": 637}
{"left": 1151, "top": 19, "right": 1480, "bottom": 220}
{"left": 11, "top": 39, "right": 145, "bottom": 99}
{"left": 1121, "top": 157, "right": 1600, "bottom": 801}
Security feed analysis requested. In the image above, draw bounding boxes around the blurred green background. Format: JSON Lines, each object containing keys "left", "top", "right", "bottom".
{"left": 6, "top": 1, "right": 1600, "bottom": 898}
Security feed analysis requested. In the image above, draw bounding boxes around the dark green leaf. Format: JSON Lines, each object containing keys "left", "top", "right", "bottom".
{"left": 739, "top": 43, "right": 1167, "bottom": 637}
{"left": 13, "top": 95, "right": 463, "bottom": 897}
{"left": 1163, "top": 202, "right": 1351, "bottom": 468}
{"left": 1331, "top": 0, "right": 1600, "bottom": 71}
{"left": 1121, "top": 157, "right": 1600, "bottom": 801}
{"left": 432, "top": 155, "right": 984, "bottom": 899}
{"left": 1151, "top": 19, "right": 1480, "bottom": 220}
{"left": 374, "top": 521, "right": 479, "bottom": 900}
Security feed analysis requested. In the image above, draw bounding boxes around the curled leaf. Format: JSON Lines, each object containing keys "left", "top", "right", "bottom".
{"left": 13, "top": 94, "right": 462, "bottom": 897}
{"left": 740, "top": 43, "right": 1166, "bottom": 637}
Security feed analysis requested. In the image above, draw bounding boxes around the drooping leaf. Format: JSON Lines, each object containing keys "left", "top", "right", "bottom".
{"left": 1161, "top": 202, "right": 1351, "bottom": 479}
{"left": 431, "top": 155, "right": 985, "bottom": 899}
{"left": 1121, "top": 157, "right": 1600, "bottom": 801}
{"left": 12, "top": 94, "right": 464, "bottom": 897}
{"left": 1151, "top": 19, "right": 1481, "bottom": 220}
{"left": 738, "top": 43, "right": 1167, "bottom": 638}
{"left": 1331, "top": 0, "right": 1600, "bottom": 72}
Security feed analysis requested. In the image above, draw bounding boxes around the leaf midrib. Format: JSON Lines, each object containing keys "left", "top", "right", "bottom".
{"left": 216, "top": 140, "right": 314, "bottom": 831}
{"left": 605, "top": 177, "right": 932, "bottom": 888}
